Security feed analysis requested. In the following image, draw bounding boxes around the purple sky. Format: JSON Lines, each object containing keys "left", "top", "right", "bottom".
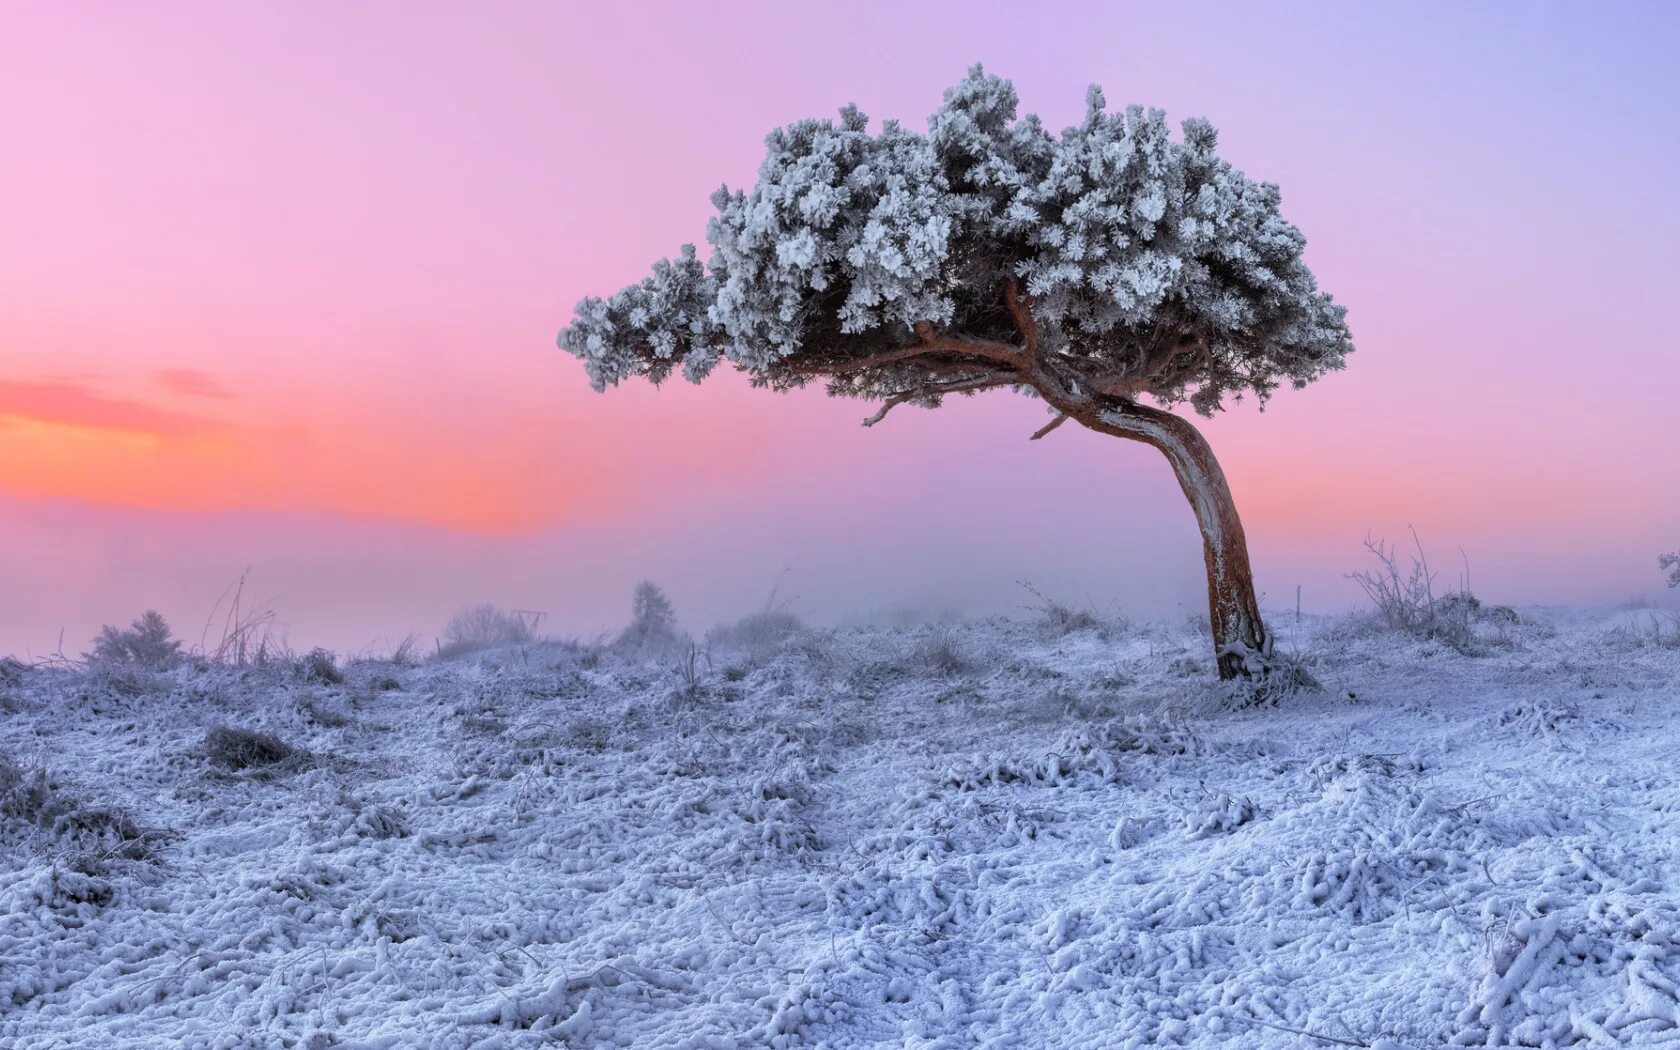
{"left": 2, "top": 2, "right": 1677, "bottom": 656}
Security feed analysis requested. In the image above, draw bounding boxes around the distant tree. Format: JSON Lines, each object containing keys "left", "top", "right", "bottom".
{"left": 1662, "top": 552, "right": 1679, "bottom": 588}
{"left": 559, "top": 67, "right": 1353, "bottom": 680}
{"left": 86, "top": 610, "right": 184, "bottom": 671}
{"left": 619, "top": 582, "right": 679, "bottom": 653}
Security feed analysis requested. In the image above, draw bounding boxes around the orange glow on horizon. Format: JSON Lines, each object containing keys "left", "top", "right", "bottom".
{"left": 0, "top": 379, "right": 592, "bottom": 533}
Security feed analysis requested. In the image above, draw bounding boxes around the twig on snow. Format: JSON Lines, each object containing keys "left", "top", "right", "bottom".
{"left": 1230, "top": 1015, "right": 1370, "bottom": 1047}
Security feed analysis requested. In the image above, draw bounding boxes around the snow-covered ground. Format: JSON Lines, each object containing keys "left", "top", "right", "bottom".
{"left": 4, "top": 606, "right": 1680, "bottom": 1049}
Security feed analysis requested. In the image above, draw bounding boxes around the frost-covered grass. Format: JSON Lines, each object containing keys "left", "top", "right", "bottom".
{"left": 3, "top": 609, "right": 1679, "bottom": 1048}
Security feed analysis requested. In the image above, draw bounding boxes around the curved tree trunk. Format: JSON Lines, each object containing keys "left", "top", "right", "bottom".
{"left": 1086, "top": 401, "right": 1274, "bottom": 680}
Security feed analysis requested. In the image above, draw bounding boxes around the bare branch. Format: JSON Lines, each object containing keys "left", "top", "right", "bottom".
{"left": 861, "top": 394, "right": 913, "bottom": 427}
{"left": 1229, "top": 1017, "right": 1369, "bottom": 1048}
{"left": 860, "top": 371, "right": 1018, "bottom": 428}
{"left": 1029, "top": 413, "right": 1069, "bottom": 441}
{"left": 933, "top": 372, "right": 1017, "bottom": 396}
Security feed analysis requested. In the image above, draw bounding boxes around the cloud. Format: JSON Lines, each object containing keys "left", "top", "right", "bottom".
{"left": 153, "top": 368, "right": 235, "bottom": 399}
{"left": 0, "top": 379, "right": 234, "bottom": 440}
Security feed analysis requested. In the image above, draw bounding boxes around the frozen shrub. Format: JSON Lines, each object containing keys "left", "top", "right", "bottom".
{"left": 1347, "top": 532, "right": 1485, "bottom": 652}
{"left": 353, "top": 804, "right": 410, "bottom": 840}
{"left": 1484, "top": 603, "right": 1521, "bottom": 624}
{"left": 297, "top": 647, "right": 343, "bottom": 685}
{"left": 388, "top": 632, "right": 422, "bottom": 667}
{"left": 566, "top": 716, "right": 613, "bottom": 752}
{"left": 1, "top": 758, "right": 72, "bottom": 833}
{"left": 438, "top": 604, "right": 533, "bottom": 658}
{"left": 85, "top": 610, "right": 184, "bottom": 671}
{"left": 1183, "top": 790, "right": 1259, "bottom": 838}
{"left": 1348, "top": 535, "right": 1436, "bottom": 634}
{"left": 0, "top": 750, "right": 49, "bottom": 823}
{"left": 617, "top": 582, "right": 682, "bottom": 655}
{"left": 1018, "top": 580, "right": 1122, "bottom": 637}
{"left": 0, "top": 656, "right": 24, "bottom": 688}
{"left": 204, "top": 725, "right": 298, "bottom": 770}
{"left": 0, "top": 752, "right": 152, "bottom": 866}
{"left": 914, "top": 625, "right": 970, "bottom": 677}
{"left": 663, "top": 639, "right": 712, "bottom": 703}
{"left": 1610, "top": 611, "right": 1680, "bottom": 650}
{"left": 706, "top": 608, "right": 803, "bottom": 659}
{"left": 1662, "top": 552, "right": 1680, "bottom": 588}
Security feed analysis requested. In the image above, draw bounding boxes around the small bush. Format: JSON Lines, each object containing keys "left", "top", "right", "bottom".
{"left": 298, "top": 647, "right": 343, "bottom": 685}
{"left": 85, "top": 610, "right": 183, "bottom": 671}
{"left": 204, "top": 725, "right": 298, "bottom": 770}
{"left": 389, "top": 633, "right": 422, "bottom": 667}
{"left": 0, "top": 751, "right": 52, "bottom": 824}
{"left": 707, "top": 609, "right": 803, "bottom": 659}
{"left": 438, "top": 605, "right": 534, "bottom": 658}
{"left": 0, "top": 657, "right": 24, "bottom": 688}
{"left": 1662, "top": 552, "right": 1680, "bottom": 589}
{"left": 566, "top": 716, "right": 613, "bottom": 752}
{"left": 913, "top": 625, "right": 969, "bottom": 677}
{"left": 671, "top": 639, "right": 708, "bottom": 699}
{"left": 1, "top": 752, "right": 155, "bottom": 866}
{"left": 354, "top": 804, "right": 410, "bottom": 840}
{"left": 1348, "top": 531, "right": 1486, "bottom": 652}
{"left": 1019, "top": 580, "right": 1122, "bottom": 637}
{"left": 1021, "top": 581, "right": 1102, "bottom": 631}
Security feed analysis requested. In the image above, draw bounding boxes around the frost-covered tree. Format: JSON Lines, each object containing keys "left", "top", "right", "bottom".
{"left": 619, "top": 582, "right": 680, "bottom": 653}
{"left": 560, "top": 67, "right": 1353, "bottom": 680}
{"left": 86, "top": 610, "right": 184, "bottom": 671}
{"left": 1662, "top": 552, "right": 1680, "bottom": 588}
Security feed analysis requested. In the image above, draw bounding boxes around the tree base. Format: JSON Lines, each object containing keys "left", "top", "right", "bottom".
{"left": 1217, "top": 643, "right": 1321, "bottom": 707}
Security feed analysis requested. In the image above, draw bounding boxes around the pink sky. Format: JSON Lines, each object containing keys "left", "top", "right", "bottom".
{"left": 2, "top": 2, "right": 1677, "bottom": 656}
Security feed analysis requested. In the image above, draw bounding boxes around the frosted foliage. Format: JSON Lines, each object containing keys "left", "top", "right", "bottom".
{"left": 85, "top": 611, "right": 183, "bottom": 672}
{"left": 560, "top": 66, "right": 1351, "bottom": 415}
{"left": 1662, "top": 552, "right": 1679, "bottom": 588}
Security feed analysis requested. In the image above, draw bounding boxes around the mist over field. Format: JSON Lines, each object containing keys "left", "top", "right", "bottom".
{"left": 3, "top": 485, "right": 1670, "bottom": 665}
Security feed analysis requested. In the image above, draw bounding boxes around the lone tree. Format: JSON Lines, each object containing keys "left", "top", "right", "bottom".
{"left": 559, "top": 68, "right": 1352, "bottom": 680}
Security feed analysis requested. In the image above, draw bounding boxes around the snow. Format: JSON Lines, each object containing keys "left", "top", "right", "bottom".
{"left": 3, "top": 608, "right": 1679, "bottom": 1048}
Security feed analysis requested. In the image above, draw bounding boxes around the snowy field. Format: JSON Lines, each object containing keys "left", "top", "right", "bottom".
{"left": 4, "top": 606, "right": 1680, "bottom": 1049}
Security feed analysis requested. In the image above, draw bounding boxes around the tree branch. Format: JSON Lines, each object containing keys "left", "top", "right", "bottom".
{"left": 1003, "top": 278, "right": 1039, "bottom": 364}
{"left": 861, "top": 393, "right": 913, "bottom": 427}
{"left": 798, "top": 330, "right": 1026, "bottom": 380}
{"left": 1028, "top": 413, "right": 1069, "bottom": 440}
{"left": 860, "top": 371, "right": 1018, "bottom": 427}
{"left": 806, "top": 345, "right": 948, "bottom": 376}
{"left": 912, "top": 322, "right": 1026, "bottom": 366}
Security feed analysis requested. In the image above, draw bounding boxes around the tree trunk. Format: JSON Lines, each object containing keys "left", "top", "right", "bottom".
{"left": 1089, "top": 400, "right": 1273, "bottom": 680}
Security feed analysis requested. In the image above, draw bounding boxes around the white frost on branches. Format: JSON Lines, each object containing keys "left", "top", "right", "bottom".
{"left": 560, "top": 65, "right": 1351, "bottom": 418}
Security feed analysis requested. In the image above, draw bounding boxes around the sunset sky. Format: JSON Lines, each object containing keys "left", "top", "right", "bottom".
{"left": 3, "top": 2, "right": 1677, "bottom": 657}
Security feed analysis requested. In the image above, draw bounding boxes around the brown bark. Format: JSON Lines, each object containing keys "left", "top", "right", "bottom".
{"left": 1079, "top": 399, "right": 1274, "bottom": 679}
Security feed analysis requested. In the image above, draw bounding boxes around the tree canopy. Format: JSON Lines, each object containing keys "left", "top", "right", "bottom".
{"left": 560, "top": 65, "right": 1351, "bottom": 421}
